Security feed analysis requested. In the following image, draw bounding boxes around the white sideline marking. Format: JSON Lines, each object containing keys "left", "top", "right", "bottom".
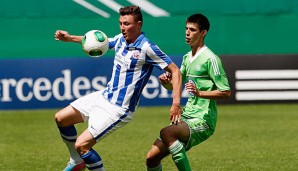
{"left": 73, "top": 0, "right": 110, "bottom": 18}
{"left": 98, "top": 0, "right": 122, "bottom": 12}
{"left": 127, "top": 0, "right": 170, "bottom": 17}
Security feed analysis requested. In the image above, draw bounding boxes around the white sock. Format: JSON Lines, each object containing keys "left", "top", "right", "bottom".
{"left": 63, "top": 140, "right": 83, "bottom": 164}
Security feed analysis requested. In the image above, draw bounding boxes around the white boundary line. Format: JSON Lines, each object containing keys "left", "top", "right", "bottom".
{"left": 74, "top": 0, "right": 170, "bottom": 17}
{"left": 127, "top": 0, "right": 170, "bottom": 17}
{"left": 98, "top": 0, "right": 122, "bottom": 12}
{"left": 73, "top": 0, "right": 110, "bottom": 18}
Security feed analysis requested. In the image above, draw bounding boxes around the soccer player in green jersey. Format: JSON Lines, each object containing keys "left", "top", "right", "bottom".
{"left": 146, "top": 13, "right": 231, "bottom": 171}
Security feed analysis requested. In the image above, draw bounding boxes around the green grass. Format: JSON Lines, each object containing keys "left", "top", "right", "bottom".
{"left": 0, "top": 104, "right": 297, "bottom": 170}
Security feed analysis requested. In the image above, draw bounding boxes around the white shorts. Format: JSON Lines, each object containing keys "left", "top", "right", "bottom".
{"left": 70, "top": 90, "right": 135, "bottom": 142}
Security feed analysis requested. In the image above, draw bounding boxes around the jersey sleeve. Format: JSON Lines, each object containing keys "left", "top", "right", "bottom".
{"left": 145, "top": 44, "right": 172, "bottom": 70}
{"left": 108, "top": 33, "right": 122, "bottom": 50}
{"left": 207, "top": 56, "right": 230, "bottom": 91}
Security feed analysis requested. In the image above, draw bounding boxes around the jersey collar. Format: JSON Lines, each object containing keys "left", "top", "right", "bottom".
{"left": 124, "top": 32, "right": 145, "bottom": 51}
{"left": 189, "top": 45, "right": 207, "bottom": 63}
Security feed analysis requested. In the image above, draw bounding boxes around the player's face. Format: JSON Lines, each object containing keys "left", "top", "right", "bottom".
{"left": 119, "top": 15, "right": 142, "bottom": 44}
{"left": 185, "top": 22, "right": 206, "bottom": 47}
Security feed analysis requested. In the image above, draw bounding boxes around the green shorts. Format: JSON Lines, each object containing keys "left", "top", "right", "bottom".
{"left": 182, "top": 117, "right": 214, "bottom": 151}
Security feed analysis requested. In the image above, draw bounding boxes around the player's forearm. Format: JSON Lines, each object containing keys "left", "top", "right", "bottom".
{"left": 170, "top": 69, "right": 182, "bottom": 105}
{"left": 69, "top": 35, "right": 84, "bottom": 43}
{"left": 195, "top": 90, "right": 231, "bottom": 100}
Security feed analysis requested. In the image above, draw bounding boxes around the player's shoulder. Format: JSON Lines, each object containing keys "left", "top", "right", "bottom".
{"left": 141, "top": 36, "right": 163, "bottom": 53}
{"left": 108, "top": 33, "right": 123, "bottom": 43}
{"left": 141, "top": 36, "right": 155, "bottom": 47}
{"left": 110, "top": 33, "right": 122, "bottom": 40}
{"left": 202, "top": 46, "right": 220, "bottom": 60}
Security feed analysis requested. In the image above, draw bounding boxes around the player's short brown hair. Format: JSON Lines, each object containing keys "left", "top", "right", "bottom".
{"left": 119, "top": 5, "right": 143, "bottom": 23}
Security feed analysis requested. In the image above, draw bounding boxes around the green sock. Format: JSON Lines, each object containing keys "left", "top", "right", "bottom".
{"left": 169, "top": 140, "right": 191, "bottom": 171}
{"left": 146, "top": 163, "right": 162, "bottom": 171}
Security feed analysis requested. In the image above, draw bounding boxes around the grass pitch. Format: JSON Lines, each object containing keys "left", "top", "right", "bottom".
{"left": 0, "top": 103, "right": 297, "bottom": 171}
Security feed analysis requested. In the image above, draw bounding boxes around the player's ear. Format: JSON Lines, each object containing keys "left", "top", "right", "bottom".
{"left": 202, "top": 30, "right": 208, "bottom": 37}
{"left": 137, "top": 21, "right": 142, "bottom": 29}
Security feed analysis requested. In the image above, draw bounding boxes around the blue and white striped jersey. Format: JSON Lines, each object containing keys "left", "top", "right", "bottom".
{"left": 102, "top": 32, "right": 172, "bottom": 112}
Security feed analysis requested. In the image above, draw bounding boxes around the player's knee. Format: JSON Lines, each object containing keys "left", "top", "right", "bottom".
{"left": 54, "top": 112, "right": 61, "bottom": 124}
{"left": 55, "top": 111, "right": 70, "bottom": 127}
{"left": 160, "top": 127, "right": 171, "bottom": 140}
{"left": 74, "top": 141, "right": 89, "bottom": 155}
{"left": 54, "top": 112, "right": 65, "bottom": 126}
{"left": 146, "top": 150, "right": 153, "bottom": 161}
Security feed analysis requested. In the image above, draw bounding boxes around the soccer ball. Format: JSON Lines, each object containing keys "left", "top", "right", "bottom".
{"left": 82, "top": 30, "right": 109, "bottom": 57}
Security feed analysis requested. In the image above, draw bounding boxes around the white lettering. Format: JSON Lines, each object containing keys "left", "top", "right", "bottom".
{"left": 33, "top": 78, "right": 51, "bottom": 101}
{"left": 16, "top": 78, "right": 33, "bottom": 102}
{"left": 92, "top": 76, "right": 107, "bottom": 91}
{"left": 1, "top": 79, "right": 17, "bottom": 102}
{"left": 142, "top": 76, "right": 159, "bottom": 99}
{"left": 0, "top": 69, "right": 179, "bottom": 107}
{"left": 159, "top": 86, "right": 171, "bottom": 98}
{"left": 52, "top": 69, "right": 73, "bottom": 100}
{"left": 73, "top": 77, "right": 91, "bottom": 98}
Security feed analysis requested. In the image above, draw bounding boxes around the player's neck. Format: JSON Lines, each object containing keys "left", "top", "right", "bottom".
{"left": 191, "top": 43, "right": 205, "bottom": 56}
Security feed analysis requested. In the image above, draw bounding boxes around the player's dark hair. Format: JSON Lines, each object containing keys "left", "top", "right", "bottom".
{"left": 119, "top": 5, "right": 143, "bottom": 23}
{"left": 187, "top": 14, "right": 210, "bottom": 32}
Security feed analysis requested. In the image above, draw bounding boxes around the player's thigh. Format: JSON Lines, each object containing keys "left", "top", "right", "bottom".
{"left": 55, "top": 105, "right": 84, "bottom": 126}
{"left": 160, "top": 121, "right": 190, "bottom": 143}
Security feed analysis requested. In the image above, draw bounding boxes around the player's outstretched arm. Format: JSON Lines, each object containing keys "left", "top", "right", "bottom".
{"left": 54, "top": 30, "right": 83, "bottom": 43}
{"left": 164, "top": 62, "right": 182, "bottom": 124}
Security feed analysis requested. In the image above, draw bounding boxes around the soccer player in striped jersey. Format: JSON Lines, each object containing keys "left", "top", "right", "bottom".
{"left": 54, "top": 5, "right": 182, "bottom": 171}
{"left": 146, "top": 13, "right": 231, "bottom": 171}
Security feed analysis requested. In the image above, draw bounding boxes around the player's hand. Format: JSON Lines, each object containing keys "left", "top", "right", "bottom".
{"left": 185, "top": 81, "right": 198, "bottom": 96}
{"left": 158, "top": 72, "right": 171, "bottom": 84}
{"left": 54, "top": 30, "right": 71, "bottom": 42}
{"left": 170, "top": 104, "right": 181, "bottom": 124}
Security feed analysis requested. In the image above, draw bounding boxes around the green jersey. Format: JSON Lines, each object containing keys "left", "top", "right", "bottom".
{"left": 180, "top": 45, "right": 230, "bottom": 131}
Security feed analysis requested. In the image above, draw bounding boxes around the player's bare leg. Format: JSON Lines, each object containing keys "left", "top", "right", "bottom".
{"left": 161, "top": 121, "right": 191, "bottom": 171}
{"left": 55, "top": 105, "right": 84, "bottom": 127}
{"left": 76, "top": 130, "right": 104, "bottom": 171}
{"left": 146, "top": 138, "right": 169, "bottom": 171}
{"left": 55, "top": 105, "right": 86, "bottom": 170}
